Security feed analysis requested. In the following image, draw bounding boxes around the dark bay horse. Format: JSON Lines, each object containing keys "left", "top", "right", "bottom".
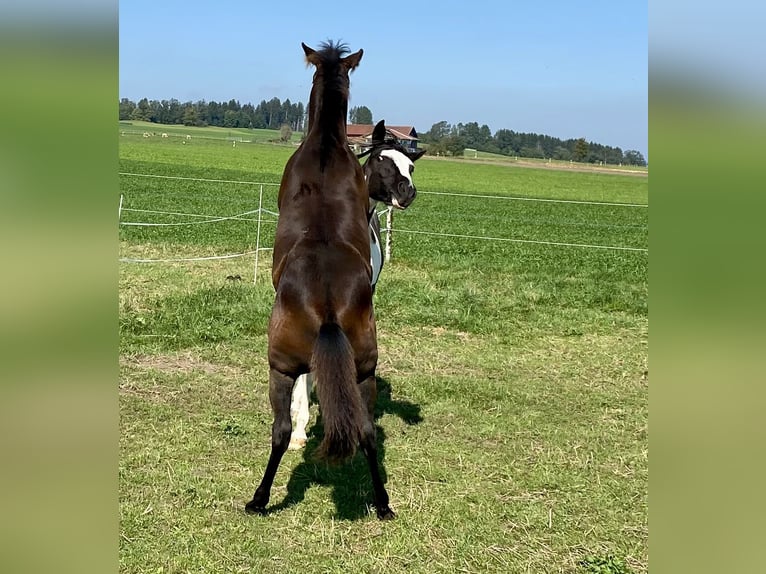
{"left": 246, "top": 41, "right": 395, "bottom": 520}
{"left": 289, "top": 120, "right": 425, "bottom": 450}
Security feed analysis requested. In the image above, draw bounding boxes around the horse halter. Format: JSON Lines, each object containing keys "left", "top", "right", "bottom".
{"left": 356, "top": 138, "right": 410, "bottom": 160}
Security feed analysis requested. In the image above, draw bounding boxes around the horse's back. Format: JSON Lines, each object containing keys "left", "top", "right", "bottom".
{"left": 273, "top": 144, "right": 368, "bottom": 281}
{"left": 268, "top": 238, "right": 375, "bottom": 377}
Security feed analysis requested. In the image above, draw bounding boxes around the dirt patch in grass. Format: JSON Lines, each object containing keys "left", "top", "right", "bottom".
{"left": 121, "top": 351, "right": 244, "bottom": 377}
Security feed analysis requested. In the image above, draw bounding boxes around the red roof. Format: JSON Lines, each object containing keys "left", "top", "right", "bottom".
{"left": 346, "top": 124, "right": 418, "bottom": 141}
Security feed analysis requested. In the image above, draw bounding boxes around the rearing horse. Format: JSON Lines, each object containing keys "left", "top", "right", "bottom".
{"left": 288, "top": 120, "right": 425, "bottom": 451}
{"left": 246, "top": 41, "right": 395, "bottom": 520}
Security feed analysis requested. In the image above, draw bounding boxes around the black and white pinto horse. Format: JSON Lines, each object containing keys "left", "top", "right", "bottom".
{"left": 288, "top": 120, "right": 425, "bottom": 450}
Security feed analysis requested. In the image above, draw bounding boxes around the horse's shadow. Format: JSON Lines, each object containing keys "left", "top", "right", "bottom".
{"left": 265, "top": 376, "right": 423, "bottom": 520}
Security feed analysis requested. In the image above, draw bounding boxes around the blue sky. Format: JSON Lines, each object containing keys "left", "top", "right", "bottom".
{"left": 650, "top": 1, "right": 766, "bottom": 100}
{"left": 120, "top": 0, "right": 647, "bottom": 156}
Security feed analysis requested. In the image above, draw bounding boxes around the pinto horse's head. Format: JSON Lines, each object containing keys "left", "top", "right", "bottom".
{"left": 362, "top": 120, "right": 425, "bottom": 210}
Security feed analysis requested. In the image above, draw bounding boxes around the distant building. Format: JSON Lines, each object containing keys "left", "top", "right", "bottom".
{"left": 346, "top": 124, "right": 419, "bottom": 153}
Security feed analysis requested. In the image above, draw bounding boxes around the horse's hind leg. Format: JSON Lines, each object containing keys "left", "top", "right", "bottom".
{"left": 289, "top": 373, "right": 313, "bottom": 450}
{"left": 245, "top": 368, "right": 294, "bottom": 514}
{"left": 358, "top": 375, "right": 395, "bottom": 520}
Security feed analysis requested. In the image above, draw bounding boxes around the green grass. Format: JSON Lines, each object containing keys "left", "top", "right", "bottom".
{"left": 458, "top": 148, "right": 649, "bottom": 175}
{"left": 119, "top": 133, "right": 647, "bottom": 573}
{"left": 120, "top": 119, "right": 304, "bottom": 144}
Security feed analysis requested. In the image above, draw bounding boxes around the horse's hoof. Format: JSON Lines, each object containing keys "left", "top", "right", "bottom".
{"left": 244, "top": 499, "right": 266, "bottom": 515}
{"left": 376, "top": 506, "right": 396, "bottom": 521}
{"left": 288, "top": 437, "right": 307, "bottom": 450}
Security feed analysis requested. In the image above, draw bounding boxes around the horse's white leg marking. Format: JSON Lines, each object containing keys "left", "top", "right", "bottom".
{"left": 289, "top": 372, "right": 313, "bottom": 449}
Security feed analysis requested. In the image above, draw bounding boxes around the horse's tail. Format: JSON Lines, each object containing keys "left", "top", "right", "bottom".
{"left": 311, "top": 322, "right": 364, "bottom": 463}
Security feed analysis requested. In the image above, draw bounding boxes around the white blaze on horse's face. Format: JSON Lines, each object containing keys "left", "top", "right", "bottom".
{"left": 380, "top": 149, "right": 414, "bottom": 187}
{"left": 379, "top": 149, "right": 415, "bottom": 209}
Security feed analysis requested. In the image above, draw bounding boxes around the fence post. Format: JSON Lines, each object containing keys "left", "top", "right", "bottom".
{"left": 118, "top": 194, "right": 124, "bottom": 220}
{"left": 254, "top": 184, "right": 263, "bottom": 284}
{"left": 385, "top": 206, "right": 393, "bottom": 261}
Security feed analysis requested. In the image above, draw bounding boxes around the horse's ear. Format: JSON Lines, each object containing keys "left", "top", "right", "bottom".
{"left": 409, "top": 148, "right": 426, "bottom": 162}
{"left": 372, "top": 120, "right": 386, "bottom": 144}
{"left": 302, "top": 42, "right": 320, "bottom": 66}
{"left": 342, "top": 48, "right": 363, "bottom": 71}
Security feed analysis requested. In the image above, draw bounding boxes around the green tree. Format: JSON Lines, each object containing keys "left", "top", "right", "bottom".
{"left": 241, "top": 103, "right": 255, "bottom": 129}
{"left": 223, "top": 109, "right": 239, "bottom": 127}
{"left": 624, "top": 150, "right": 647, "bottom": 166}
{"left": 182, "top": 104, "right": 200, "bottom": 126}
{"left": 552, "top": 146, "right": 572, "bottom": 160}
{"left": 281, "top": 98, "right": 294, "bottom": 129}
{"left": 349, "top": 105, "right": 373, "bottom": 124}
{"left": 458, "top": 122, "right": 493, "bottom": 150}
{"left": 280, "top": 123, "right": 293, "bottom": 142}
{"left": 146, "top": 99, "right": 162, "bottom": 123}
{"left": 130, "top": 97, "right": 150, "bottom": 121}
{"left": 265, "top": 97, "right": 282, "bottom": 128}
{"left": 478, "top": 124, "right": 492, "bottom": 148}
{"left": 119, "top": 98, "right": 136, "bottom": 120}
{"left": 521, "top": 145, "right": 544, "bottom": 159}
{"left": 295, "top": 102, "right": 305, "bottom": 132}
{"left": 493, "top": 129, "right": 518, "bottom": 155}
{"left": 424, "top": 121, "right": 450, "bottom": 143}
{"left": 573, "top": 137, "right": 589, "bottom": 162}
{"left": 163, "top": 99, "right": 183, "bottom": 124}
{"left": 207, "top": 101, "right": 223, "bottom": 126}
{"left": 444, "top": 134, "right": 466, "bottom": 156}
{"left": 461, "top": 122, "right": 481, "bottom": 148}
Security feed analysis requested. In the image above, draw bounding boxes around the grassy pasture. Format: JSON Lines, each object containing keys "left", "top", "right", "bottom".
{"left": 119, "top": 136, "right": 648, "bottom": 573}
{"left": 120, "top": 119, "right": 304, "bottom": 144}
{"left": 457, "top": 148, "right": 649, "bottom": 176}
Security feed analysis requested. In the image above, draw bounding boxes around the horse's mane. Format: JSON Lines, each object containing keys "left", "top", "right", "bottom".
{"left": 308, "top": 41, "right": 354, "bottom": 169}
{"left": 308, "top": 40, "right": 352, "bottom": 98}
{"left": 315, "top": 40, "right": 351, "bottom": 61}
{"left": 357, "top": 138, "right": 408, "bottom": 159}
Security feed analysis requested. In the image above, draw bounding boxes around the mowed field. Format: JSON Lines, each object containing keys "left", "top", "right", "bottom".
{"left": 119, "top": 127, "right": 648, "bottom": 574}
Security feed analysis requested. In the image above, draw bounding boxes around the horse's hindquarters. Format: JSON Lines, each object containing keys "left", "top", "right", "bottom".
{"left": 268, "top": 248, "right": 376, "bottom": 378}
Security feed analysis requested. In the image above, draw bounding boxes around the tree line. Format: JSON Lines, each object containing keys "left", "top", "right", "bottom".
{"left": 119, "top": 97, "right": 306, "bottom": 132}
{"left": 119, "top": 96, "right": 646, "bottom": 166}
{"left": 420, "top": 121, "right": 646, "bottom": 166}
